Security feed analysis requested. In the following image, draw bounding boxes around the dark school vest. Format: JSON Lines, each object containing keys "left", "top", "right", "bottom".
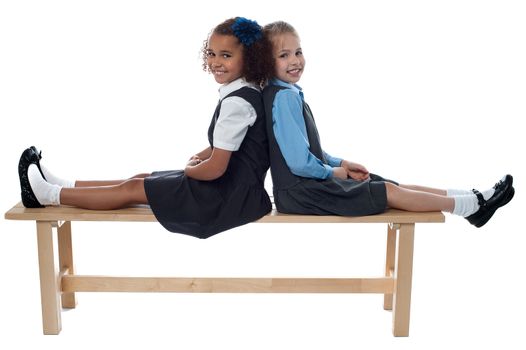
{"left": 263, "top": 85, "right": 327, "bottom": 190}
{"left": 207, "top": 86, "right": 269, "bottom": 186}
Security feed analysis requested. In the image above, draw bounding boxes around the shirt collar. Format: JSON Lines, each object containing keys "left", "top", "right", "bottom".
{"left": 271, "top": 78, "right": 304, "bottom": 99}
{"left": 219, "top": 78, "right": 258, "bottom": 100}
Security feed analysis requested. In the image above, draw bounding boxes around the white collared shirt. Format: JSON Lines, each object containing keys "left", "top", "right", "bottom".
{"left": 213, "top": 78, "right": 259, "bottom": 151}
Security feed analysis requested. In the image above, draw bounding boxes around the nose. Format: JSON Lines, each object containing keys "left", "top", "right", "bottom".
{"left": 208, "top": 57, "right": 223, "bottom": 69}
{"left": 290, "top": 55, "right": 300, "bottom": 66}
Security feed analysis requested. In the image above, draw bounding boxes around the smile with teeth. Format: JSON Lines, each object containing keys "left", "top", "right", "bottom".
{"left": 287, "top": 68, "right": 302, "bottom": 75}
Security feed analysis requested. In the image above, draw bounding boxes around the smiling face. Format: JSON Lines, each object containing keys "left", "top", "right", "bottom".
{"left": 206, "top": 33, "right": 244, "bottom": 85}
{"left": 271, "top": 32, "right": 305, "bottom": 84}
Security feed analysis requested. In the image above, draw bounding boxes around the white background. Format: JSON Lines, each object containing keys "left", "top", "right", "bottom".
{"left": 1, "top": 0, "right": 525, "bottom": 348}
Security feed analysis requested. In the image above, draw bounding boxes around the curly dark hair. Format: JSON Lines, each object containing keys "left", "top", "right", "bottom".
{"left": 201, "top": 17, "right": 274, "bottom": 87}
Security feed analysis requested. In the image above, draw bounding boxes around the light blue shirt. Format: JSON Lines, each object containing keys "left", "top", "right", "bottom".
{"left": 271, "top": 79, "right": 342, "bottom": 179}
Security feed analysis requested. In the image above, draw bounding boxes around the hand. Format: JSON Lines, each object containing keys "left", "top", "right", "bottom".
{"left": 187, "top": 156, "right": 202, "bottom": 167}
{"left": 332, "top": 167, "right": 348, "bottom": 180}
{"left": 341, "top": 160, "right": 370, "bottom": 181}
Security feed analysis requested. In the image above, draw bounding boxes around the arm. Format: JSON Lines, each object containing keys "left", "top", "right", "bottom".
{"left": 273, "top": 90, "right": 334, "bottom": 179}
{"left": 184, "top": 147, "right": 231, "bottom": 181}
{"left": 194, "top": 146, "right": 213, "bottom": 160}
{"left": 185, "top": 96, "right": 255, "bottom": 181}
{"left": 188, "top": 146, "right": 213, "bottom": 164}
{"left": 322, "top": 151, "right": 343, "bottom": 167}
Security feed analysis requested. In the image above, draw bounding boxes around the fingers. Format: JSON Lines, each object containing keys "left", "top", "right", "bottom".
{"left": 347, "top": 170, "right": 369, "bottom": 181}
{"left": 187, "top": 158, "right": 202, "bottom": 166}
{"left": 344, "top": 161, "right": 368, "bottom": 174}
{"left": 356, "top": 164, "right": 369, "bottom": 174}
{"left": 333, "top": 167, "right": 348, "bottom": 180}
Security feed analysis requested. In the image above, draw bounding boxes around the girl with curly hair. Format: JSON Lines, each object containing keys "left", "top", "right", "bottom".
{"left": 262, "top": 21, "right": 513, "bottom": 227}
{"left": 18, "top": 17, "right": 274, "bottom": 239}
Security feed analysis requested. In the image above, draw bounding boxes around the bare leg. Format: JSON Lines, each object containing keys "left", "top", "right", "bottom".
{"left": 386, "top": 182, "right": 454, "bottom": 212}
{"left": 74, "top": 173, "right": 151, "bottom": 187}
{"left": 399, "top": 184, "right": 446, "bottom": 196}
{"left": 60, "top": 178, "right": 148, "bottom": 210}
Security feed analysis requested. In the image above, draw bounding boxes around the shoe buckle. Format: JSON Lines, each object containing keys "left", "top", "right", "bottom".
{"left": 472, "top": 189, "right": 486, "bottom": 207}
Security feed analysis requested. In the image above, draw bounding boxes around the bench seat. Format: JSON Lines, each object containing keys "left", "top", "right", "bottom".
{"left": 5, "top": 201, "right": 444, "bottom": 223}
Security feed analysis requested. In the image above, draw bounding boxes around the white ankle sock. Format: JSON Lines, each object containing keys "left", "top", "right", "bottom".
{"left": 447, "top": 189, "right": 471, "bottom": 196}
{"left": 28, "top": 164, "right": 62, "bottom": 206}
{"left": 447, "top": 188, "right": 495, "bottom": 201}
{"left": 452, "top": 195, "right": 479, "bottom": 217}
{"left": 40, "top": 164, "right": 75, "bottom": 188}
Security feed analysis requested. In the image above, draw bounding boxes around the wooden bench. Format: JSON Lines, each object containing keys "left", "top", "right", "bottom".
{"left": 4, "top": 202, "right": 444, "bottom": 336}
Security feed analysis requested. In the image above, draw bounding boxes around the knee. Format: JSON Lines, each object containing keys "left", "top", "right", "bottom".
{"left": 384, "top": 182, "right": 399, "bottom": 198}
{"left": 120, "top": 178, "right": 145, "bottom": 200}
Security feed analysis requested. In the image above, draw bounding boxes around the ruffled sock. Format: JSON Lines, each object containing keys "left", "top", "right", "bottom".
{"left": 28, "top": 164, "right": 62, "bottom": 206}
{"left": 452, "top": 195, "right": 479, "bottom": 217}
{"left": 40, "top": 164, "right": 75, "bottom": 188}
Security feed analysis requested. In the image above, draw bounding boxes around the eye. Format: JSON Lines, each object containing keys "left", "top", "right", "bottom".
{"left": 296, "top": 50, "right": 303, "bottom": 56}
{"left": 206, "top": 51, "right": 215, "bottom": 58}
{"left": 222, "top": 53, "right": 232, "bottom": 59}
{"left": 279, "top": 53, "right": 288, "bottom": 59}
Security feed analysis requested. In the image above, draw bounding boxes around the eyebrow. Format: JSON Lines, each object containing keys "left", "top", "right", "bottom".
{"left": 207, "top": 49, "right": 234, "bottom": 55}
{"left": 278, "top": 47, "right": 302, "bottom": 54}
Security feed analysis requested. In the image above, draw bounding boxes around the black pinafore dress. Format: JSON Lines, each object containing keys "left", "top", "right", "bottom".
{"left": 263, "top": 85, "right": 397, "bottom": 216}
{"left": 145, "top": 87, "right": 272, "bottom": 239}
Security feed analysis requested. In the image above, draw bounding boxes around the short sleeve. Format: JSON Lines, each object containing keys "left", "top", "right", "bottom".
{"left": 213, "top": 96, "right": 257, "bottom": 151}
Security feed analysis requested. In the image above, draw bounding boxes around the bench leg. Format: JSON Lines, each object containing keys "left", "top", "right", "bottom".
{"left": 36, "top": 221, "right": 62, "bottom": 335}
{"left": 58, "top": 221, "right": 76, "bottom": 309}
{"left": 384, "top": 223, "right": 396, "bottom": 310}
{"left": 392, "top": 223, "right": 415, "bottom": 337}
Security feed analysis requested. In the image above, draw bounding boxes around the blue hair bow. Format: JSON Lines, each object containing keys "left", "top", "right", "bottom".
{"left": 231, "top": 17, "right": 262, "bottom": 47}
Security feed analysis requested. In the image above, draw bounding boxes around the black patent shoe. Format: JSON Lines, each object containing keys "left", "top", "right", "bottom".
{"left": 466, "top": 175, "right": 514, "bottom": 228}
{"left": 18, "top": 146, "right": 44, "bottom": 208}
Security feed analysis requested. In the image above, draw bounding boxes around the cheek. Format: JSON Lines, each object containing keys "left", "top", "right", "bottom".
{"left": 237, "top": 59, "right": 244, "bottom": 72}
{"left": 231, "top": 57, "right": 243, "bottom": 72}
